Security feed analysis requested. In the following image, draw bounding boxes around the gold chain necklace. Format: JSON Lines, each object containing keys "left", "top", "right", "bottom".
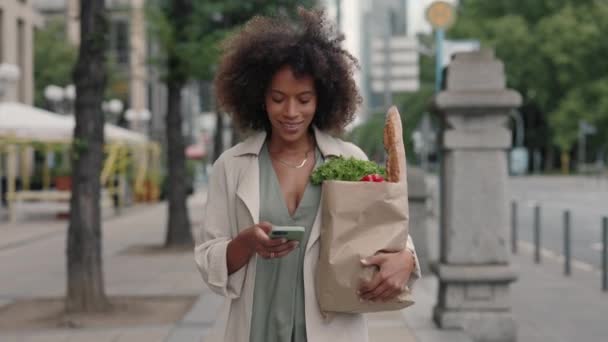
{"left": 270, "top": 146, "right": 314, "bottom": 169}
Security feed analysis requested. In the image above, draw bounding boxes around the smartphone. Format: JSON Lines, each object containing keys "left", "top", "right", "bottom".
{"left": 270, "top": 225, "right": 305, "bottom": 242}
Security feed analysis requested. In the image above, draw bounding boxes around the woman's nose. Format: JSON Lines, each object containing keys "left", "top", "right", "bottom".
{"left": 285, "top": 99, "right": 298, "bottom": 118}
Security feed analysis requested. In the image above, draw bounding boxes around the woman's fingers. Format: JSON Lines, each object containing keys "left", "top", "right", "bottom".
{"left": 372, "top": 285, "right": 401, "bottom": 302}
{"left": 360, "top": 281, "right": 389, "bottom": 301}
{"left": 273, "top": 242, "right": 299, "bottom": 258}
{"left": 359, "top": 269, "right": 405, "bottom": 302}
{"left": 256, "top": 240, "right": 299, "bottom": 259}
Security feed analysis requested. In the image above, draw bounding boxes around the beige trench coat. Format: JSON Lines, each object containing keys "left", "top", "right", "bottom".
{"left": 194, "top": 127, "right": 420, "bottom": 342}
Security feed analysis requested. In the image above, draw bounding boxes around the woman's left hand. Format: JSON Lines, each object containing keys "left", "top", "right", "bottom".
{"left": 358, "top": 249, "right": 415, "bottom": 302}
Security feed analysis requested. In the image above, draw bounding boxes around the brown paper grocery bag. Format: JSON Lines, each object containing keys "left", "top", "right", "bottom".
{"left": 315, "top": 179, "right": 414, "bottom": 314}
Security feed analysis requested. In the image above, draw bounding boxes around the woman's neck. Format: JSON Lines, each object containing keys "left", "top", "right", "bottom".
{"left": 267, "top": 131, "right": 314, "bottom": 155}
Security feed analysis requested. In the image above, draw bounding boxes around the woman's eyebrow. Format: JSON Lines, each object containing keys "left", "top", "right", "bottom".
{"left": 270, "top": 89, "right": 315, "bottom": 96}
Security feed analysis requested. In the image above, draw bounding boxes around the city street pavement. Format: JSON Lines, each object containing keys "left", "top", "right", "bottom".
{"left": 0, "top": 188, "right": 432, "bottom": 342}
{"left": 425, "top": 175, "right": 608, "bottom": 342}
{"left": 510, "top": 176, "right": 608, "bottom": 270}
{"left": 2, "top": 175, "right": 606, "bottom": 341}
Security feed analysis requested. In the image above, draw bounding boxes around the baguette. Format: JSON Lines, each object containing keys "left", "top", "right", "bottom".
{"left": 383, "top": 106, "right": 407, "bottom": 183}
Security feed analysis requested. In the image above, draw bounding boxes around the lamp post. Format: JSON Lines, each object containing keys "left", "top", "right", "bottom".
{"left": 426, "top": 1, "right": 456, "bottom": 93}
{"left": 64, "top": 84, "right": 76, "bottom": 115}
{"left": 102, "top": 98, "right": 124, "bottom": 123}
{"left": 125, "top": 108, "right": 151, "bottom": 134}
{"left": 0, "top": 63, "right": 21, "bottom": 101}
{"left": 44, "top": 84, "right": 75, "bottom": 114}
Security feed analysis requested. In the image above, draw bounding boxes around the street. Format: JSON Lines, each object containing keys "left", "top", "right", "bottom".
{"left": 510, "top": 176, "right": 608, "bottom": 271}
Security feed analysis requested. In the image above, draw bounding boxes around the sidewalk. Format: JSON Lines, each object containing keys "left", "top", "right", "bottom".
{"left": 4, "top": 185, "right": 604, "bottom": 341}
{"left": 0, "top": 190, "right": 210, "bottom": 341}
{"left": 0, "top": 189, "right": 433, "bottom": 342}
{"left": 510, "top": 243, "right": 608, "bottom": 342}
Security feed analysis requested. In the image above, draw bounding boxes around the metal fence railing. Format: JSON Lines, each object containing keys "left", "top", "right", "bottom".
{"left": 511, "top": 200, "right": 608, "bottom": 292}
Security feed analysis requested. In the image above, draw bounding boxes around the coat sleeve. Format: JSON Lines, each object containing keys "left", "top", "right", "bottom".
{"left": 194, "top": 156, "right": 247, "bottom": 298}
{"left": 346, "top": 141, "right": 422, "bottom": 287}
{"left": 406, "top": 234, "right": 421, "bottom": 289}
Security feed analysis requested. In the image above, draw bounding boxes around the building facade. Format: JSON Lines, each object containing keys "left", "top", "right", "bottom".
{"left": 32, "top": 0, "right": 175, "bottom": 141}
{"left": 0, "top": 0, "right": 43, "bottom": 104}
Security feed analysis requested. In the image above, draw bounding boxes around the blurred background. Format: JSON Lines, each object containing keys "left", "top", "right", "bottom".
{"left": 0, "top": 1, "right": 607, "bottom": 341}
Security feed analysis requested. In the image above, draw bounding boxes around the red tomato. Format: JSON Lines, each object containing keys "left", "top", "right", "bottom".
{"left": 372, "top": 174, "right": 385, "bottom": 182}
{"left": 360, "top": 174, "right": 385, "bottom": 182}
{"left": 360, "top": 174, "right": 373, "bottom": 182}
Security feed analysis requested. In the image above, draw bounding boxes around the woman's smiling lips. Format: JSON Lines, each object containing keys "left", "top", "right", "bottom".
{"left": 280, "top": 121, "right": 304, "bottom": 133}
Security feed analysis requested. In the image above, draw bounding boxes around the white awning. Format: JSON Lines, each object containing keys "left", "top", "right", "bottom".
{"left": 0, "top": 102, "right": 147, "bottom": 144}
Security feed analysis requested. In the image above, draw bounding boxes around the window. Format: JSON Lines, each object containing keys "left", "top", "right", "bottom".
{"left": 110, "top": 19, "right": 129, "bottom": 65}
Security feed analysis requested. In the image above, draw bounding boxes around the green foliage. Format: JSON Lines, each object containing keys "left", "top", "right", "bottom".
{"left": 34, "top": 20, "right": 77, "bottom": 107}
{"left": 34, "top": 19, "right": 128, "bottom": 109}
{"left": 146, "top": 0, "right": 318, "bottom": 83}
{"left": 348, "top": 113, "right": 386, "bottom": 163}
{"left": 310, "top": 156, "right": 386, "bottom": 185}
{"left": 348, "top": 53, "right": 435, "bottom": 165}
{"left": 450, "top": 0, "right": 608, "bottom": 155}
{"left": 550, "top": 78, "right": 608, "bottom": 150}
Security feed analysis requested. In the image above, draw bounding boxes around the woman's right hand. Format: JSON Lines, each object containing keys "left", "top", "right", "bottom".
{"left": 238, "top": 221, "right": 299, "bottom": 259}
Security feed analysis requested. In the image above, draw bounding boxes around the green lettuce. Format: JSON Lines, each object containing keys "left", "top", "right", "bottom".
{"left": 310, "top": 156, "right": 386, "bottom": 185}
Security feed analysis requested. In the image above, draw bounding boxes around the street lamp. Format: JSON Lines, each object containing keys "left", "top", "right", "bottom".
{"left": 44, "top": 84, "right": 75, "bottom": 114}
{"left": 102, "top": 98, "right": 124, "bottom": 123}
{"left": 64, "top": 84, "right": 76, "bottom": 115}
{"left": 0, "top": 63, "right": 21, "bottom": 101}
{"left": 125, "top": 108, "right": 151, "bottom": 133}
{"left": 44, "top": 84, "right": 64, "bottom": 113}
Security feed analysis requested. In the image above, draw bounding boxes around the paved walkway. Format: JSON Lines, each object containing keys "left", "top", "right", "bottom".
{"left": 4, "top": 180, "right": 606, "bottom": 341}
{"left": 0, "top": 189, "right": 429, "bottom": 342}
{"left": 511, "top": 243, "right": 608, "bottom": 342}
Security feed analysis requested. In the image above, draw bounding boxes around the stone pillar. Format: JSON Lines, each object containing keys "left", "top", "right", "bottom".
{"left": 432, "top": 50, "right": 521, "bottom": 342}
{"left": 407, "top": 166, "right": 430, "bottom": 274}
{"left": 23, "top": 21, "right": 34, "bottom": 105}
{"left": 66, "top": 0, "right": 80, "bottom": 46}
{"left": 2, "top": 4, "right": 18, "bottom": 103}
{"left": 128, "top": 0, "right": 149, "bottom": 134}
{"left": 1, "top": 1, "right": 42, "bottom": 104}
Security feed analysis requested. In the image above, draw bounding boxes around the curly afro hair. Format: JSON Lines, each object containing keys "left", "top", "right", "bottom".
{"left": 214, "top": 7, "right": 361, "bottom": 134}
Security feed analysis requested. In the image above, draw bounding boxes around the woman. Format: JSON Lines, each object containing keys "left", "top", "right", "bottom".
{"left": 195, "top": 7, "right": 420, "bottom": 342}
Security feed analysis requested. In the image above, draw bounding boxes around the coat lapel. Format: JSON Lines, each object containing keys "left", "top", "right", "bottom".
{"left": 234, "top": 132, "right": 267, "bottom": 226}
{"left": 235, "top": 157, "right": 260, "bottom": 226}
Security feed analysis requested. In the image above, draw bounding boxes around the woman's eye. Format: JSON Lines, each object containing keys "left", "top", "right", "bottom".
{"left": 299, "top": 98, "right": 312, "bottom": 104}
{"left": 271, "top": 97, "right": 284, "bottom": 103}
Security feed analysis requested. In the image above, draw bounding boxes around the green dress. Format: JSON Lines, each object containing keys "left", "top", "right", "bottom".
{"left": 249, "top": 142, "right": 323, "bottom": 342}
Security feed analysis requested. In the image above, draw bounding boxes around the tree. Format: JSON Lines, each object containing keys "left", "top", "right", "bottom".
{"left": 34, "top": 20, "right": 77, "bottom": 108}
{"left": 450, "top": 0, "right": 608, "bottom": 172}
{"left": 148, "top": 0, "right": 316, "bottom": 248}
{"left": 349, "top": 43, "right": 435, "bottom": 166}
{"left": 66, "top": 0, "right": 110, "bottom": 312}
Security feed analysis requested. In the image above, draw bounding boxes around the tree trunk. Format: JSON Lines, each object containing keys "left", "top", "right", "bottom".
{"left": 544, "top": 145, "right": 555, "bottom": 172}
{"left": 66, "top": 0, "right": 109, "bottom": 313}
{"left": 165, "top": 79, "right": 192, "bottom": 246}
{"left": 213, "top": 110, "right": 224, "bottom": 162}
{"left": 560, "top": 151, "right": 571, "bottom": 174}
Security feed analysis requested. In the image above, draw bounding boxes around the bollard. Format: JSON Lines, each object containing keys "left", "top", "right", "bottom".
{"left": 563, "top": 210, "right": 571, "bottom": 276}
{"left": 511, "top": 201, "right": 518, "bottom": 254}
{"left": 603, "top": 217, "right": 608, "bottom": 292}
{"left": 534, "top": 204, "right": 541, "bottom": 263}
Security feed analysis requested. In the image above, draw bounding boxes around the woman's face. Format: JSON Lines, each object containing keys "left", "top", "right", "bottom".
{"left": 265, "top": 65, "right": 317, "bottom": 144}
